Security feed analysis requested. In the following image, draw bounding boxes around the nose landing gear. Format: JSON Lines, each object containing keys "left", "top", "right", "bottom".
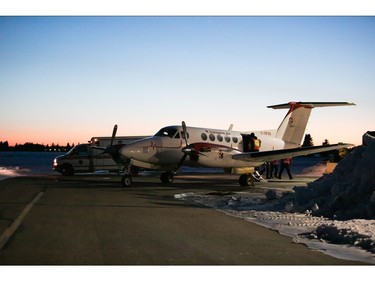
{"left": 121, "top": 174, "right": 132, "bottom": 187}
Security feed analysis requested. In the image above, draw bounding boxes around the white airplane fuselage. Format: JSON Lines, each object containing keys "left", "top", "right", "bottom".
{"left": 117, "top": 101, "right": 354, "bottom": 187}
{"left": 120, "top": 125, "right": 284, "bottom": 170}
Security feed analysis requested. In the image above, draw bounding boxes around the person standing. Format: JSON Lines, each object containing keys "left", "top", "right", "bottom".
{"left": 249, "top": 133, "right": 261, "bottom": 152}
{"left": 270, "top": 160, "right": 279, "bottom": 178}
{"left": 278, "top": 157, "right": 293, "bottom": 179}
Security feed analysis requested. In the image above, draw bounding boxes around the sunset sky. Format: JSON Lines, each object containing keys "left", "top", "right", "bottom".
{"left": 1, "top": 14, "right": 374, "bottom": 146}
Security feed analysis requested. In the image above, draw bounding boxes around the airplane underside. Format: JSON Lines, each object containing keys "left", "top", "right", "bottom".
{"left": 121, "top": 157, "right": 263, "bottom": 188}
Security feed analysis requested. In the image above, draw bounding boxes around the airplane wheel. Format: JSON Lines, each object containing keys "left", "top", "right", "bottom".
{"left": 160, "top": 172, "right": 174, "bottom": 184}
{"left": 239, "top": 174, "right": 254, "bottom": 187}
{"left": 121, "top": 175, "right": 132, "bottom": 188}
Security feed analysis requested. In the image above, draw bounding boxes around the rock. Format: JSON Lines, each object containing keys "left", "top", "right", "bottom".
{"left": 285, "top": 202, "right": 294, "bottom": 212}
{"left": 265, "top": 189, "right": 277, "bottom": 200}
{"left": 293, "top": 186, "right": 315, "bottom": 205}
{"left": 311, "top": 203, "right": 319, "bottom": 211}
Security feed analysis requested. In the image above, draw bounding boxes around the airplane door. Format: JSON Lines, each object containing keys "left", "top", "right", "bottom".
{"left": 241, "top": 134, "right": 251, "bottom": 152}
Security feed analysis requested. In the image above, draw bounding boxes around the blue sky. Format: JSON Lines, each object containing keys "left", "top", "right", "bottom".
{"left": 1, "top": 16, "right": 374, "bottom": 146}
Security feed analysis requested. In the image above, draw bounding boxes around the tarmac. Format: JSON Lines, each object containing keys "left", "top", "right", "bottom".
{"left": 0, "top": 173, "right": 367, "bottom": 265}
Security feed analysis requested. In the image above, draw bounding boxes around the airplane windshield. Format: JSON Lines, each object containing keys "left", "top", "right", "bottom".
{"left": 154, "top": 127, "right": 179, "bottom": 138}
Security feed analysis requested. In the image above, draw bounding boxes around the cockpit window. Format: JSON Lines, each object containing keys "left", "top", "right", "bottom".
{"left": 155, "top": 127, "right": 179, "bottom": 138}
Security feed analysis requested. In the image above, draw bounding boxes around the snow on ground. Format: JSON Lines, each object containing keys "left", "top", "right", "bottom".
{"left": 175, "top": 132, "right": 375, "bottom": 264}
{"left": 0, "top": 166, "right": 32, "bottom": 181}
{"left": 175, "top": 190, "right": 375, "bottom": 264}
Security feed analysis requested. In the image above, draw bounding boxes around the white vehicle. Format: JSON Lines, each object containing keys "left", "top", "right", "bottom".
{"left": 53, "top": 135, "right": 148, "bottom": 176}
{"left": 117, "top": 101, "right": 355, "bottom": 187}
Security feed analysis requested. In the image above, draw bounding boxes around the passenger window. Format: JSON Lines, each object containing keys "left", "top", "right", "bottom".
{"left": 232, "top": 137, "right": 238, "bottom": 143}
{"left": 201, "top": 133, "right": 208, "bottom": 141}
{"left": 225, "top": 136, "right": 231, "bottom": 143}
{"left": 217, "top": 134, "right": 223, "bottom": 142}
{"left": 209, "top": 134, "right": 215, "bottom": 141}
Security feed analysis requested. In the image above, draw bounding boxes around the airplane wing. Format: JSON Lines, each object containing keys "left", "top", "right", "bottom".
{"left": 232, "top": 143, "right": 353, "bottom": 163}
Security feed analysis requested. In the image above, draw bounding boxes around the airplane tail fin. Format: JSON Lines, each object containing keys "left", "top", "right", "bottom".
{"left": 268, "top": 102, "right": 355, "bottom": 147}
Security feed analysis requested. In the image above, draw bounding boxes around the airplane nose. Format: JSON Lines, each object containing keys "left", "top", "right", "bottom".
{"left": 120, "top": 141, "right": 143, "bottom": 159}
{"left": 119, "top": 144, "right": 133, "bottom": 159}
{"left": 119, "top": 138, "right": 158, "bottom": 162}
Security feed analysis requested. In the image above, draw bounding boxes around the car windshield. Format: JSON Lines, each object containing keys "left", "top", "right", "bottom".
{"left": 154, "top": 127, "right": 179, "bottom": 138}
{"left": 67, "top": 145, "right": 88, "bottom": 156}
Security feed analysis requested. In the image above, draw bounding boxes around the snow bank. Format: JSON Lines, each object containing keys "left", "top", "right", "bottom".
{"left": 293, "top": 131, "right": 375, "bottom": 219}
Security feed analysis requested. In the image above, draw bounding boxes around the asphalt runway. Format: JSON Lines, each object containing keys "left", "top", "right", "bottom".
{"left": 0, "top": 174, "right": 365, "bottom": 265}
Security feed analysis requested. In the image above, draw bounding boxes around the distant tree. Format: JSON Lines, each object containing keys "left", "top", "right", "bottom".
{"left": 322, "top": 139, "right": 330, "bottom": 146}
{"left": 302, "top": 134, "right": 314, "bottom": 147}
{"left": 0, "top": 141, "right": 10, "bottom": 151}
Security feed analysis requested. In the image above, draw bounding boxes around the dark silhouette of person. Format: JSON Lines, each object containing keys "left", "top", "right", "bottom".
{"left": 249, "top": 133, "right": 261, "bottom": 152}
{"left": 278, "top": 157, "right": 293, "bottom": 179}
{"left": 259, "top": 162, "right": 271, "bottom": 179}
{"left": 270, "top": 160, "right": 278, "bottom": 178}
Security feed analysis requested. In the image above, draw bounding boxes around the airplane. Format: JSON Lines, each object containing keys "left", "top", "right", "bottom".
{"left": 116, "top": 101, "right": 355, "bottom": 187}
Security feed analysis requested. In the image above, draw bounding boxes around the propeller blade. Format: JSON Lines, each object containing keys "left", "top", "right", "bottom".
{"left": 110, "top": 124, "right": 118, "bottom": 147}
{"left": 182, "top": 121, "right": 188, "bottom": 146}
{"left": 175, "top": 153, "right": 187, "bottom": 171}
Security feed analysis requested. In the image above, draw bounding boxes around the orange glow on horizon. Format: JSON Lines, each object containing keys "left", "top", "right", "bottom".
{"left": 3, "top": 134, "right": 88, "bottom": 147}
{"left": 4, "top": 138, "right": 86, "bottom": 147}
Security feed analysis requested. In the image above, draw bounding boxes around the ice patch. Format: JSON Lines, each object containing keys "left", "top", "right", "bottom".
{"left": 0, "top": 166, "right": 32, "bottom": 180}
{"left": 174, "top": 193, "right": 196, "bottom": 199}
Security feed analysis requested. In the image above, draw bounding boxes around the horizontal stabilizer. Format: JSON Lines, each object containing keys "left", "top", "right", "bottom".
{"left": 267, "top": 101, "right": 355, "bottom": 110}
{"left": 267, "top": 101, "right": 355, "bottom": 147}
{"left": 232, "top": 143, "right": 353, "bottom": 163}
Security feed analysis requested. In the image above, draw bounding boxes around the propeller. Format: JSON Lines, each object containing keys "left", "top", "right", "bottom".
{"left": 175, "top": 121, "right": 205, "bottom": 170}
{"left": 91, "top": 124, "right": 125, "bottom": 166}
{"left": 182, "top": 121, "right": 188, "bottom": 146}
{"left": 110, "top": 124, "right": 118, "bottom": 147}
{"left": 175, "top": 121, "right": 189, "bottom": 171}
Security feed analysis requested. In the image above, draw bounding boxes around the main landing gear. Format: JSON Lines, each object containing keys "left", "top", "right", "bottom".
{"left": 160, "top": 171, "right": 174, "bottom": 184}
{"left": 120, "top": 170, "right": 175, "bottom": 188}
{"left": 238, "top": 174, "right": 255, "bottom": 187}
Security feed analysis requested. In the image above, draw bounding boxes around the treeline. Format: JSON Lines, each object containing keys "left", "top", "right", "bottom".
{"left": 0, "top": 141, "right": 75, "bottom": 152}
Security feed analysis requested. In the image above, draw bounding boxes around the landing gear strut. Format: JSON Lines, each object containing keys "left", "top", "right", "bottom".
{"left": 120, "top": 162, "right": 134, "bottom": 188}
